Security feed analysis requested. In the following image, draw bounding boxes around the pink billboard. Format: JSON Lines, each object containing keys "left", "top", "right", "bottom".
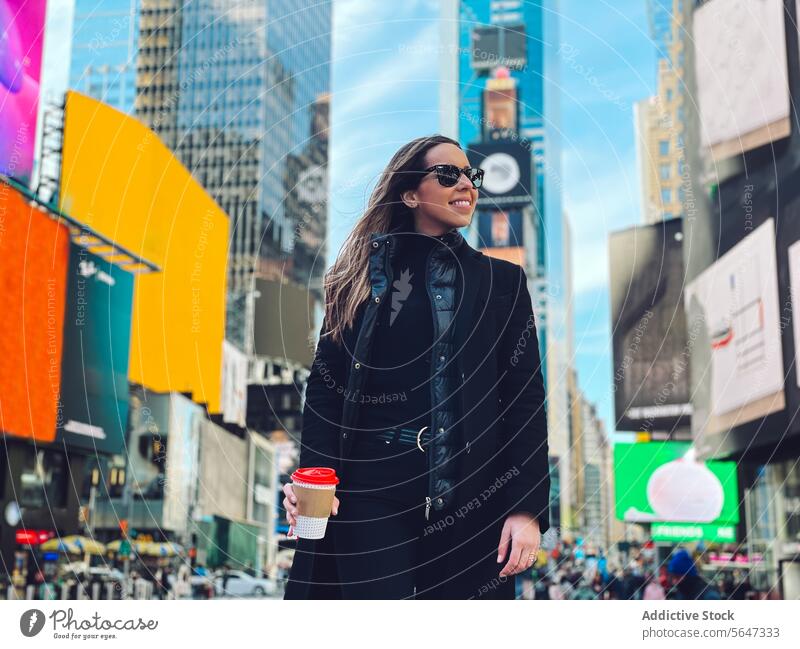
{"left": 0, "top": 0, "right": 46, "bottom": 185}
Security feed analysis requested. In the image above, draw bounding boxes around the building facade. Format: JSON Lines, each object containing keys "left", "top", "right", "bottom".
{"left": 135, "top": 0, "right": 332, "bottom": 347}
{"left": 636, "top": 0, "right": 689, "bottom": 225}
{"left": 69, "top": 0, "right": 140, "bottom": 114}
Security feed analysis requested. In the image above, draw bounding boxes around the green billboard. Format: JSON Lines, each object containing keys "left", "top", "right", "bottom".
{"left": 613, "top": 441, "right": 739, "bottom": 542}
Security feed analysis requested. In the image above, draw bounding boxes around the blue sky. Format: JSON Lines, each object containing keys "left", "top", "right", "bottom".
{"left": 41, "top": 0, "right": 659, "bottom": 438}
{"left": 330, "top": 0, "right": 657, "bottom": 438}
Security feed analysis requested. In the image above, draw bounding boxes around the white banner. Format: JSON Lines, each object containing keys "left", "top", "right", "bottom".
{"left": 1, "top": 600, "right": 799, "bottom": 647}
{"left": 221, "top": 340, "right": 248, "bottom": 428}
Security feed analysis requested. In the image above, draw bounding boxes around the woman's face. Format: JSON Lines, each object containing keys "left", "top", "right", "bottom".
{"left": 401, "top": 143, "right": 478, "bottom": 234}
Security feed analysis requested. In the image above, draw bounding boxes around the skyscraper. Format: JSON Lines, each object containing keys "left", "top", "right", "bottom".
{"left": 69, "top": 0, "right": 140, "bottom": 114}
{"left": 636, "top": 0, "right": 689, "bottom": 224}
{"left": 452, "top": 0, "right": 565, "bottom": 534}
{"left": 135, "top": 0, "right": 182, "bottom": 151}
{"left": 135, "top": 0, "right": 332, "bottom": 347}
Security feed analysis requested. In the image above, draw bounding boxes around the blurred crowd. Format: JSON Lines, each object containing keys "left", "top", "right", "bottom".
{"left": 523, "top": 544, "right": 765, "bottom": 601}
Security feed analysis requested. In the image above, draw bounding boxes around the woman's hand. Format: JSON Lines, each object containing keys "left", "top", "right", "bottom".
{"left": 497, "top": 512, "right": 540, "bottom": 577}
{"left": 283, "top": 482, "right": 340, "bottom": 537}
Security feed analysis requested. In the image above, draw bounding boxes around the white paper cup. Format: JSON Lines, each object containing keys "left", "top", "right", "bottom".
{"left": 292, "top": 480, "right": 337, "bottom": 539}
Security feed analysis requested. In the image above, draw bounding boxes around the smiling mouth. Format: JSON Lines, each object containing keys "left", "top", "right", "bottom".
{"left": 448, "top": 200, "right": 471, "bottom": 207}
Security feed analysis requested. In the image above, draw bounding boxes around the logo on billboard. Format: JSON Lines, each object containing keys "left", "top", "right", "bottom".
{"left": 480, "top": 152, "right": 520, "bottom": 194}
{"left": 471, "top": 140, "right": 532, "bottom": 207}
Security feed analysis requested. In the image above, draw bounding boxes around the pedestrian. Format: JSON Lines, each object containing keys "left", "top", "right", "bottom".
{"left": 730, "top": 570, "right": 752, "bottom": 600}
{"left": 548, "top": 577, "right": 565, "bottom": 600}
{"left": 175, "top": 563, "right": 191, "bottom": 599}
{"left": 627, "top": 565, "right": 646, "bottom": 599}
{"left": 283, "top": 135, "right": 550, "bottom": 599}
{"left": 535, "top": 575, "right": 550, "bottom": 600}
{"left": 591, "top": 572, "right": 605, "bottom": 598}
{"left": 153, "top": 567, "right": 164, "bottom": 600}
{"left": 570, "top": 576, "right": 597, "bottom": 600}
{"left": 642, "top": 573, "right": 666, "bottom": 600}
{"left": 666, "top": 549, "right": 721, "bottom": 600}
{"left": 221, "top": 564, "right": 231, "bottom": 596}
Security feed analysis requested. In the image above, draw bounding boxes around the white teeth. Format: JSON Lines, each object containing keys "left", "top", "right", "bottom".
{"left": 450, "top": 200, "right": 470, "bottom": 206}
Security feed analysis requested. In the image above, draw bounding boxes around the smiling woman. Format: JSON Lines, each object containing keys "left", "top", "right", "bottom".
{"left": 284, "top": 134, "right": 550, "bottom": 600}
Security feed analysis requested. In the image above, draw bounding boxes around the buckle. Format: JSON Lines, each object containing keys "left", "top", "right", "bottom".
{"left": 415, "top": 426, "right": 428, "bottom": 452}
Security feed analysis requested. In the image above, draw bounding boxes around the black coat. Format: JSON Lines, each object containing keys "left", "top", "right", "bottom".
{"left": 284, "top": 229, "right": 551, "bottom": 599}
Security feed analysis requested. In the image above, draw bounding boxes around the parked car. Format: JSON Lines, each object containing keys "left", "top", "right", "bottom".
{"left": 214, "top": 570, "right": 275, "bottom": 598}
{"left": 166, "top": 571, "right": 216, "bottom": 598}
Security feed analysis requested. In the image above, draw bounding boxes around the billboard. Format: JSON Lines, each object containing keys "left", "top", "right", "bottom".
{"left": 470, "top": 24, "right": 527, "bottom": 71}
{"left": 693, "top": 0, "right": 791, "bottom": 160}
{"left": 253, "top": 278, "right": 314, "bottom": 366}
{"left": 609, "top": 218, "right": 692, "bottom": 432}
{"left": 470, "top": 140, "right": 533, "bottom": 208}
{"left": 59, "top": 91, "right": 229, "bottom": 412}
{"left": 483, "top": 78, "right": 518, "bottom": 140}
{"left": 684, "top": 219, "right": 784, "bottom": 454}
{"left": 0, "top": 184, "right": 70, "bottom": 442}
{"left": 613, "top": 441, "right": 739, "bottom": 543}
{"left": 0, "top": 0, "right": 46, "bottom": 185}
{"left": 221, "top": 340, "right": 248, "bottom": 428}
{"left": 162, "top": 393, "right": 203, "bottom": 535}
{"left": 477, "top": 208, "right": 523, "bottom": 248}
{"left": 56, "top": 243, "right": 134, "bottom": 455}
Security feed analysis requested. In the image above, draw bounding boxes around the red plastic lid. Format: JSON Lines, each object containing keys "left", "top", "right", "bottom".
{"left": 292, "top": 467, "right": 339, "bottom": 486}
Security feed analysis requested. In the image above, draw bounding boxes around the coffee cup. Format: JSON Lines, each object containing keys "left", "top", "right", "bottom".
{"left": 290, "top": 467, "right": 339, "bottom": 539}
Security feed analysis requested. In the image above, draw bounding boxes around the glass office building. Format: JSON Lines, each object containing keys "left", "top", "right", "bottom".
{"left": 69, "top": 0, "right": 140, "bottom": 114}
{"left": 135, "top": 0, "right": 183, "bottom": 151}
{"left": 136, "top": 0, "right": 332, "bottom": 346}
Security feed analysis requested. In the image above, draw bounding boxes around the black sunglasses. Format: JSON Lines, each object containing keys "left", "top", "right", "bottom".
{"left": 422, "top": 164, "right": 484, "bottom": 189}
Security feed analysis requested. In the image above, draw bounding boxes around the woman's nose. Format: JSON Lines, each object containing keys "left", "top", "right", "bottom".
{"left": 455, "top": 173, "right": 474, "bottom": 190}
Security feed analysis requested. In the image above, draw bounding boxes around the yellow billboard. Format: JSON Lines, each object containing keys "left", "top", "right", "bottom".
{"left": 59, "top": 91, "right": 229, "bottom": 412}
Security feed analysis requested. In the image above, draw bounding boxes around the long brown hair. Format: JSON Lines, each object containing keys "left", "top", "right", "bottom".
{"left": 323, "top": 134, "right": 461, "bottom": 346}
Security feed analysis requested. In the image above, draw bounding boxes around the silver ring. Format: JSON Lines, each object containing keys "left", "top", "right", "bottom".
{"left": 416, "top": 426, "right": 428, "bottom": 452}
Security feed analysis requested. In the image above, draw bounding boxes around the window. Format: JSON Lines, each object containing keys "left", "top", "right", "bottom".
{"left": 661, "top": 188, "right": 672, "bottom": 204}
{"left": 666, "top": 88, "right": 673, "bottom": 102}
{"left": 660, "top": 163, "right": 671, "bottom": 180}
{"left": 659, "top": 140, "right": 670, "bottom": 156}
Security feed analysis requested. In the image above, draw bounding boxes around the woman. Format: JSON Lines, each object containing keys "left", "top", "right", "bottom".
{"left": 283, "top": 135, "right": 550, "bottom": 599}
